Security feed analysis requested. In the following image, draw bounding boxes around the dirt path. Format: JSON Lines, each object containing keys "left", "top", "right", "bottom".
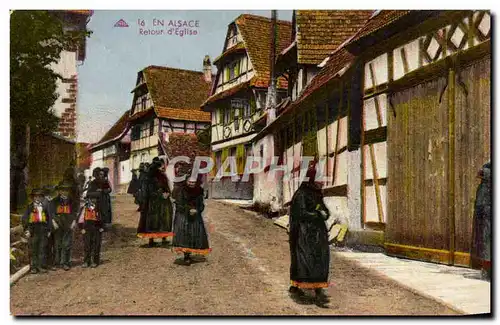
{"left": 10, "top": 195, "right": 459, "bottom": 315}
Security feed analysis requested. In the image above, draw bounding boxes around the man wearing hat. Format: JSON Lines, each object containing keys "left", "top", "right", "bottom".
{"left": 78, "top": 192, "right": 104, "bottom": 268}
{"left": 22, "top": 188, "right": 53, "bottom": 274}
{"left": 50, "top": 182, "right": 77, "bottom": 271}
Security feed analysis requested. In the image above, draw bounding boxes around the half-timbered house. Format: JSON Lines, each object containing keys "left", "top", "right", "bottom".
{"left": 128, "top": 65, "right": 212, "bottom": 170}
{"left": 201, "top": 14, "right": 292, "bottom": 200}
{"left": 345, "top": 10, "right": 491, "bottom": 266}
{"left": 89, "top": 110, "right": 131, "bottom": 192}
{"left": 253, "top": 10, "right": 372, "bottom": 229}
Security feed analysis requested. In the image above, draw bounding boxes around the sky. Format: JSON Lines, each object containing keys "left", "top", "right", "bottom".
{"left": 77, "top": 10, "right": 293, "bottom": 144}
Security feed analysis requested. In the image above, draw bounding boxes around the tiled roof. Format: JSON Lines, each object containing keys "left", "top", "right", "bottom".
{"left": 295, "top": 10, "right": 373, "bottom": 64}
{"left": 143, "top": 66, "right": 212, "bottom": 109}
{"left": 91, "top": 110, "right": 130, "bottom": 150}
{"left": 235, "top": 14, "right": 292, "bottom": 86}
{"left": 137, "top": 66, "right": 211, "bottom": 122}
{"left": 346, "top": 10, "right": 411, "bottom": 45}
{"left": 156, "top": 106, "right": 211, "bottom": 122}
{"left": 296, "top": 47, "right": 354, "bottom": 105}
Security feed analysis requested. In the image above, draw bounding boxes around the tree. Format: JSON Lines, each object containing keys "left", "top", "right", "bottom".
{"left": 10, "top": 10, "right": 91, "bottom": 211}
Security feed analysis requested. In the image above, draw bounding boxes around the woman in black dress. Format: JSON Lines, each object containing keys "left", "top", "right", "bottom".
{"left": 289, "top": 160, "right": 330, "bottom": 305}
{"left": 172, "top": 173, "right": 210, "bottom": 265}
{"left": 136, "top": 158, "right": 174, "bottom": 247}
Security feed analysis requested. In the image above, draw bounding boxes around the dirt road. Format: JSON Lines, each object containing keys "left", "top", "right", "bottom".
{"left": 10, "top": 195, "right": 459, "bottom": 315}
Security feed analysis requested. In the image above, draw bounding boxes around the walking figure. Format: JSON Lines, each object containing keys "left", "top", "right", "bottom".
{"left": 172, "top": 172, "right": 211, "bottom": 265}
{"left": 288, "top": 160, "right": 331, "bottom": 306}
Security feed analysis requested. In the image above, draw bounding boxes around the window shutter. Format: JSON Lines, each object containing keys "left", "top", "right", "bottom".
{"left": 224, "top": 67, "right": 229, "bottom": 82}
{"left": 221, "top": 148, "right": 228, "bottom": 173}
{"left": 235, "top": 60, "right": 240, "bottom": 76}
{"left": 236, "top": 144, "right": 244, "bottom": 174}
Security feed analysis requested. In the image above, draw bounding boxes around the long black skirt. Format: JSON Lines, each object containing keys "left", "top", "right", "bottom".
{"left": 289, "top": 219, "right": 330, "bottom": 289}
{"left": 172, "top": 211, "right": 210, "bottom": 255}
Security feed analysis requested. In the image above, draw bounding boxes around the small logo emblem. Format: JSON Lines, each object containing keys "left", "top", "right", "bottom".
{"left": 114, "top": 19, "right": 129, "bottom": 27}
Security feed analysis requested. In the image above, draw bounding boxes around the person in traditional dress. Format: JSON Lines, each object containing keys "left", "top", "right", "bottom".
{"left": 50, "top": 183, "right": 77, "bottom": 271}
{"left": 137, "top": 158, "right": 174, "bottom": 247}
{"left": 22, "top": 188, "right": 52, "bottom": 274}
{"left": 101, "top": 167, "right": 113, "bottom": 227}
{"left": 135, "top": 163, "right": 149, "bottom": 211}
{"left": 78, "top": 192, "right": 104, "bottom": 268}
{"left": 127, "top": 169, "right": 140, "bottom": 197}
{"left": 172, "top": 172, "right": 211, "bottom": 265}
{"left": 42, "top": 185, "right": 57, "bottom": 271}
{"left": 471, "top": 162, "right": 492, "bottom": 280}
{"left": 88, "top": 168, "right": 113, "bottom": 229}
{"left": 288, "top": 160, "right": 330, "bottom": 305}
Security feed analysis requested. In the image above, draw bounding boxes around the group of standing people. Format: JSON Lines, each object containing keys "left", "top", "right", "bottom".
{"left": 127, "top": 157, "right": 210, "bottom": 265}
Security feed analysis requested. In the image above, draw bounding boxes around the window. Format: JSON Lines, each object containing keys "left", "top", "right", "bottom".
{"left": 149, "top": 120, "right": 155, "bottom": 136}
{"left": 131, "top": 125, "right": 141, "bottom": 141}
{"left": 260, "top": 144, "right": 264, "bottom": 158}
{"left": 141, "top": 96, "right": 146, "bottom": 111}
{"left": 223, "top": 107, "right": 231, "bottom": 124}
{"left": 244, "top": 144, "right": 252, "bottom": 158}
{"left": 228, "top": 61, "right": 239, "bottom": 80}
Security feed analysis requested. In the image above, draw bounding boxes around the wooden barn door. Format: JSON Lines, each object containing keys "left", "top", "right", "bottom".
{"left": 385, "top": 56, "right": 490, "bottom": 266}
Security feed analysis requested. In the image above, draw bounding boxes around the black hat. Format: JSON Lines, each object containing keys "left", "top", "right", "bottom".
{"left": 30, "top": 188, "right": 44, "bottom": 197}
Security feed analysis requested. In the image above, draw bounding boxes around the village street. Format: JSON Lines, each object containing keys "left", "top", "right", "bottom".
{"left": 10, "top": 194, "right": 459, "bottom": 316}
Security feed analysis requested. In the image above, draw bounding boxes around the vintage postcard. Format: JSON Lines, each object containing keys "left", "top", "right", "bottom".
{"left": 9, "top": 8, "right": 491, "bottom": 316}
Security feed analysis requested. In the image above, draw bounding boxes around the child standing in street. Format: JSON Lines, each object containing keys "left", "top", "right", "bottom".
{"left": 22, "top": 188, "right": 52, "bottom": 274}
{"left": 51, "top": 183, "right": 77, "bottom": 271}
{"left": 78, "top": 192, "right": 104, "bottom": 268}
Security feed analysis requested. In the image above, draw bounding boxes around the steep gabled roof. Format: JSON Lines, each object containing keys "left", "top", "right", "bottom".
{"left": 202, "top": 14, "right": 292, "bottom": 107}
{"left": 295, "top": 10, "right": 373, "bottom": 64}
{"left": 235, "top": 14, "right": 292, "bottom": 84}
{"left": 90, "top": 110, "right": 130, "bottom": 150}
{"left": 346, "top": 10, "right": 411, "bottom": 46}
{"left": 133, "top": 66, "right": 211, "bottom": 122}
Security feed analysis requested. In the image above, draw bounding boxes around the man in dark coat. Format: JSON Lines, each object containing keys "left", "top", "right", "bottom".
{"left": 289, "top": 160, "right": 330, "bottom": 305}
{"left": 51, "top": 183, "right": 77, "bottom": 271}
{"left": 22, "top": 188, "right": 53, "bottom": 274}
{"left": 471, "top": 162, "right": 491, "bottom": 280}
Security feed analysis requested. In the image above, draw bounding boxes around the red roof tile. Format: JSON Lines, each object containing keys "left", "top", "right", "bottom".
{"left": 155, "top": 106, "right": 211, "bottom": 123}
{"left": 295, "top": 10, "right": 373, "bottom": 64}
{"left": 235, "top": 14, "right": 292, "bottom": 87}
{"left": 346, "top": 10, "right": 411, "bottom": 45}
{"left": 90, "top": 110, "right": 130, "bottom": 150}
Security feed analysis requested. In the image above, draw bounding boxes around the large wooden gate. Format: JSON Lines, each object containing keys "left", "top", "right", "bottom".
{"left": 385, "top": 56, "right": 490, "bottom": 266}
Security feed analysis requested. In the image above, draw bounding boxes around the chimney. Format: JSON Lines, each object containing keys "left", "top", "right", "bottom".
{"left": 203, "top": 55, "right": 212, "bottom": 83}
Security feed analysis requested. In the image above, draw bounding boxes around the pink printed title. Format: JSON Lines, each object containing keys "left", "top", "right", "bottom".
{"left": 137, "top": 18, "right": 200, "bottom": 36}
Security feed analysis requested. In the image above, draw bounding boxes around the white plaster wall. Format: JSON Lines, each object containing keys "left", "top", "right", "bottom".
{"left": 363, "top": 94, "right": 388, "bottom": 131}
{"left": 323, "top": 196, "right": 349, "bottom": 226}
{"left": 50, "top": 50, "right": 77, "bottom": 118}
{"left": 119, "top": 159, "right": 131, "bottom": 184}
{"left": 90, "top": 150, "right": 104, "bottom": 173}
{"left": 363, "top": 142, "right": 387, "bottom": 180}
{"left": 347, "top": 149, "right": 362, "bottom": 230}
{"left": 364, "top": 53, "right": 388, "bottom": 90}
{"left": 364, "top": 184, "right": 387, "bottom": 223}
